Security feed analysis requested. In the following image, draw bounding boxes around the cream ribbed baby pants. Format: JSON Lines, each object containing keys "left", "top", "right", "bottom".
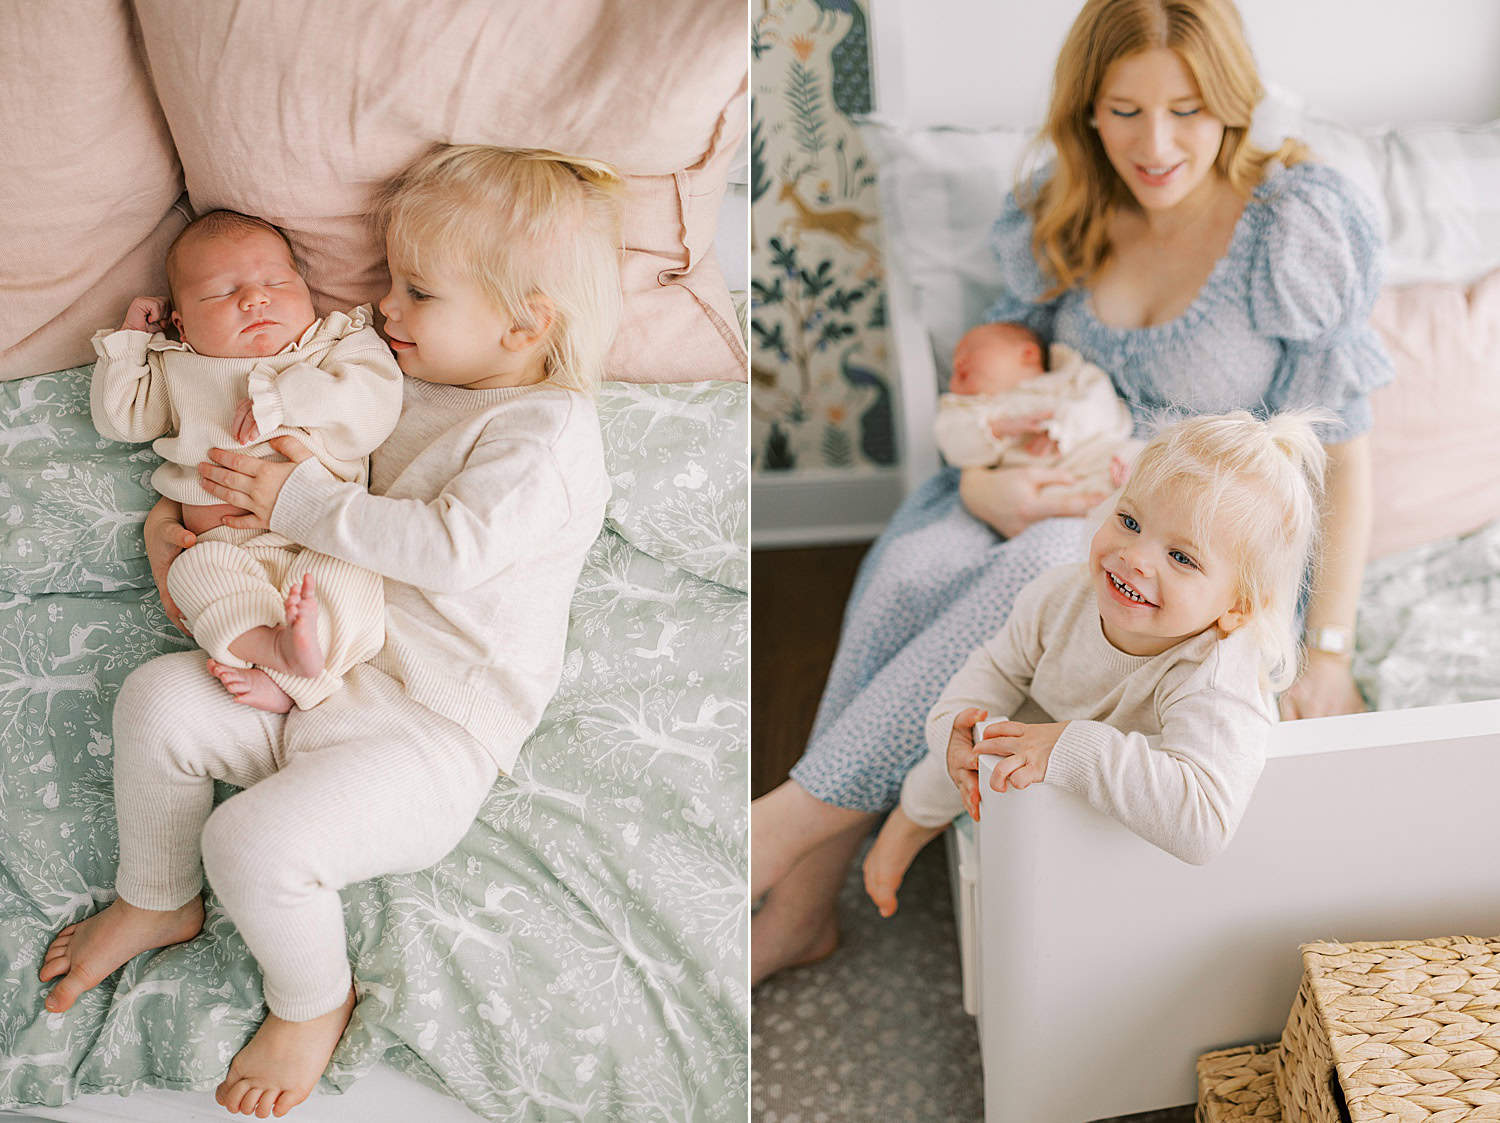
{"left": 112, "top": 650, "right": 498, "bottom": 1021}
{"left": 900, "top": 750, "right": 966, "bottom": 828}
{"left": 166, "top": 528, "right": 384, "bottom": 710}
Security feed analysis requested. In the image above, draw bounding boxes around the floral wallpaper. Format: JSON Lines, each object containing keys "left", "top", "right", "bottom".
{"left": 751, "top": 0, "right": 897, "bottom": 474}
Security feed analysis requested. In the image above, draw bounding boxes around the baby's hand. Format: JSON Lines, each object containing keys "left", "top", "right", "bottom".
{"left": 122, "top": 296, "right": 169, "bottom": 334}
{"left": 1021, "top": 432, "right": 1061, "bottom": 458}
{"left": 1110, "top": 454, "right": 1131, "bottom": 489}
{"left": 988, "top": 411, "right": 1053, "bottom": 440}
{"left": 983, "top": 720, "right": 1068, "bottom": 793}
{"left": 231, "top": 399, "right": 260, "bottom": 445}
{"left": 944, "top": 708, "right": 989, "bottom": 821}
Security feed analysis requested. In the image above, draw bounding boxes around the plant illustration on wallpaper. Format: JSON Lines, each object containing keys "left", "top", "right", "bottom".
{"left": 751, "top": 0, "right": 893, "bottom": 473}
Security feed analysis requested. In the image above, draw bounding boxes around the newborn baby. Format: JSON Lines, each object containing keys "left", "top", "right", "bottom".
{"left": 90, "top": 209, "right": 402, "bottom": 713}
{"left": 935, "top": 321, "right": 1139, "bottom": 495}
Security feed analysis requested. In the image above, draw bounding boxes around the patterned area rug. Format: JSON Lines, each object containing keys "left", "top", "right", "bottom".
{"left": 751, "top": 836, "right": 1195, "bottom": 1123}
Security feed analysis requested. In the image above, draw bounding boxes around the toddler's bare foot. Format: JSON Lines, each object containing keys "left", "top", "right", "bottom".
{"left": 40, "top": 895, "right": 204, "bottom": 1012}
{"left": 216, "top": 986, "right": 355, "bottom": 1117}
{"left": 208, "top": 659, "right": 294, "bottom": 714}
{"left": 276, "top": 575, "right": 323, "bottom": 679}
{"left": 863, "top": 806, "right": 948, "bottom": 918}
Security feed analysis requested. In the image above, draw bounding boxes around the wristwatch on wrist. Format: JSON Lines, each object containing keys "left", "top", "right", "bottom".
{"left": 1306, "top": 625, "right": 1354, "bottom": 658}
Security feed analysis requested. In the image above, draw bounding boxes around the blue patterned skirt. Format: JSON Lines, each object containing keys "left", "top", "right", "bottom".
{"left": 790, "top": 469, "right": 1088, "bottom": 812}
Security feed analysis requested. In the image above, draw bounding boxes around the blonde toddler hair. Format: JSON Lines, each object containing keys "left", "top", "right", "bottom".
{"left": 1026, "top": 0, "right": 1310, "bottom": 298}
{"left": 1121, "top": 410, "right": 1328, "bottom": 689}
{"left": 373, "top": 144, "right": 624, "bottom": 393}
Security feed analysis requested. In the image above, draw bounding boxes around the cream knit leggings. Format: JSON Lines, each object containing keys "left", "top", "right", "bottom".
{"left": 166, "top": 528, "right": 384, "bottom": 710}
{"left": 112, "top": 650, "right": 498, "bottom": 1021}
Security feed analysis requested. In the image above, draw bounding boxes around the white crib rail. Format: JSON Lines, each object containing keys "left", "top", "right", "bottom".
{"left": 972, "top": 705, "right": 1500, "bottom": 1121}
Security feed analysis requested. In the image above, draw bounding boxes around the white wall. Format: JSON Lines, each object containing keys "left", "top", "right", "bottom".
{"left": 871, "top": 0, "right": 1500, "bottom": 130}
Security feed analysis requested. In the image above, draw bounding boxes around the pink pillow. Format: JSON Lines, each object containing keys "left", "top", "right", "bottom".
{"left": 0, "top": 2, "right": 187, "bottom": 382}
{"left": 131, "top": 0, "right": 747, "bottom": 384}
{"left": 1366, "top": 269, "right": 1500, "bottom": 558}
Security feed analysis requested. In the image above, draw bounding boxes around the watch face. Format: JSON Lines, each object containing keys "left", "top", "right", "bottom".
{"left": 1310, "top": 627, "right": 1352, "bottom": 655}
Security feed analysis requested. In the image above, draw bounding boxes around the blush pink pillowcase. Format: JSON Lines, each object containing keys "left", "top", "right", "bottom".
{"left": 1, "top": 1, "right": 746, "bottom": 385}
{"left": 1366, "top": 269, "right": 1500, "bottom": 558}
{"left": 0, "top": 2, "right": 188, "bottom": 383}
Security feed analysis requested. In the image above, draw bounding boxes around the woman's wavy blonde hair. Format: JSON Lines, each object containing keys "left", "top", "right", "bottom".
{"left": 373, "top": 145, "right": 624, "bottom": 393}
{"left": 1024, "top": 0, "right": 1309, "bottom": 298}
{"left": 1117, "top": 409, "right": 1329, "bottom": 690}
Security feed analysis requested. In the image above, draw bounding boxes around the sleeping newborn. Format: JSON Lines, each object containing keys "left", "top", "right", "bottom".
{"left": 935, "top": 321, "right": 1140, "bottom": 495}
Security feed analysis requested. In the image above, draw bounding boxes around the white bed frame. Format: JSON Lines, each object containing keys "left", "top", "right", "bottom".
{"left": 870, "top": 2, "right": 1500, "bottom": 1118}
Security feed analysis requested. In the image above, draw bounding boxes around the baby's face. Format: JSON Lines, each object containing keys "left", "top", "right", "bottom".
{"left": 169, "top": 229, "right": 316, "bottom": 358}
{"left": 949, "top": 327, "right": 1045, "bottom": 395}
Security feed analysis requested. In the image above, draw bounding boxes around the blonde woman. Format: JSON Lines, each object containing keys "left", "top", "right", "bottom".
{"left": 752, "top": 0, "right": 1391, "bottom": 985}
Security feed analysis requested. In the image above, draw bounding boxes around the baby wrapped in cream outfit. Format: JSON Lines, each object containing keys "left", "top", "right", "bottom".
{"left": 90, "top": 212, "right": 402, "bottom": 711}
{"left": 935, "top": 321, "right": 1140, "bottom": 494}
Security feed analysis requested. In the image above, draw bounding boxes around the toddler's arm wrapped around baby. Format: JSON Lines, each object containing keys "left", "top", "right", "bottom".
{"left": 270, "top": 419, "right": 577, "bottom": 594}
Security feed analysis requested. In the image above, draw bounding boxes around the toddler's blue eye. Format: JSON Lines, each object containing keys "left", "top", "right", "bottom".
{"left": 1118, "top": 512, "right": 1139, "bottom": 532}
{"left": 1169, "top": 550, "right": 1197, "bottom": 568}
{"left": 407, "top": 285, "right": 430, "bottom": 301}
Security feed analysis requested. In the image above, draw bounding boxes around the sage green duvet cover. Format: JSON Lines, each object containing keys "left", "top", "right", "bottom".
{"left": 0, "top": 368, "right": 747, "bottom": 1120}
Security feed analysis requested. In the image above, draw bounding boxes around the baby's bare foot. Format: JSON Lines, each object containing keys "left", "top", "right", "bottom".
{"left": 215, "top": 986, "right": 355, "bottom": 1117}
{"left": 863, "top": 806, "right": 949, "bottom": 918}
{"left": 40, "top": 895, "right": 204, "bottom": 1012}
{"left": 275, "top": 575, "right": 323, "bottom": 680}
{"left": 208, "top": 659, "right": 294, "bottom": 714}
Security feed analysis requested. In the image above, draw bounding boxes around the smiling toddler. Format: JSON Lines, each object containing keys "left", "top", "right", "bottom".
{"left": 863, "top": 410, "right": 1328, "bottom": 916}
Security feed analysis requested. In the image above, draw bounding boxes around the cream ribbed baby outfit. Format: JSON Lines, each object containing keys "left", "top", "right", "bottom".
{"left": 934, "top": 343, "right": 1139, "bottom": 496}
{"left": 110, "top": 377, "right": 608, "bottom": 1020}
{"left": 90, "top": 307, "right": 402, "bottom": 708}
{"left": 903, "top": 563, "right": 1273, "bottom": 865}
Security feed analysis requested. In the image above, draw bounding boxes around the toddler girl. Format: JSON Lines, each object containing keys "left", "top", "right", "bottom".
{"left": 864, "top": 410, "right": 1327, "bottom": 917}
{"left": 41, "top": 146, "right": 620, "bottom": 1118}
{"left": 937, "top": 320, "right": 1140, "bottom": 499}
{"left": 89, "top": 211, "right": 403, "bottom": 713}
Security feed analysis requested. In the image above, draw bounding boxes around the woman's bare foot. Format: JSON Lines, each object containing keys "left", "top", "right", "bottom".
{"left": 39, "top": 895, "right": 204, "bottom": 1012}
{"left": 751, "top": 906, "right": 838, "bottom": 987}
{"left": 207, "top": 659, "right": 294, "bottom": 714}
{"left": 215, "top": 986, "right": 355, "bottom": 1117}
{"left": 862, "top": 806, "right": 947, "bottom": 918}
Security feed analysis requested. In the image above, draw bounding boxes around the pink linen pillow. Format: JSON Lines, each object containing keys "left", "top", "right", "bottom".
{"left": 1366, "top": 269, "right": 1500, "bottom": 558}
{"left": 131, "top": 0, "right": 747, "bottom": 384}
{"left": 0, "top": 1, "right": 187, "bottom": 382}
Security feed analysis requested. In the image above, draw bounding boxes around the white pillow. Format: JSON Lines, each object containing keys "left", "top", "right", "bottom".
{"left": 857, "top": 116, "right": 1038, "bottom": 390}
{"left": 1260, "top": 107, "right": 1500, "bottom": 287}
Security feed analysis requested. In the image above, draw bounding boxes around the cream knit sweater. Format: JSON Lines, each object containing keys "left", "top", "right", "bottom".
{"left": 924, "top": 563, "right": 1274, "bottom": 864}
{"left": 90, "top": 306, "right": 402, "bottom": 505}
{"left": 269, "top": 378, "right": 610, "bottom": 773}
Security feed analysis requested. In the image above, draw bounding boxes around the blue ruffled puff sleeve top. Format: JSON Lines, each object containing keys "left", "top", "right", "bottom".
{"left": 985, "top": 161, "right": 1394, "bottom": 441}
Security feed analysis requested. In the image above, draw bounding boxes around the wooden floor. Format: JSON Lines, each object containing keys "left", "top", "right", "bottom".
{"left": 750, "top": 542, "right": 869, "bottom": 799}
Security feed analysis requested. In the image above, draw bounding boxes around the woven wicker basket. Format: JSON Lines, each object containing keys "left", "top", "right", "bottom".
{"left": 1197, "top": 1042, "right": 1283, "bottom": 1122}
{"left": 1275, "top": 936, "right": 1500, "bottom": 1123}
